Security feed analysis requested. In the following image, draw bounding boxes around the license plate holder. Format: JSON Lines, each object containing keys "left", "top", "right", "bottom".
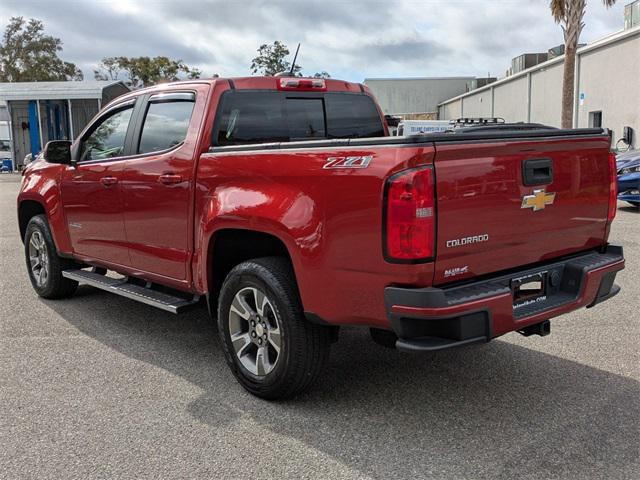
{"left": 511, "top": 272, "right": 547, "bottom": 304}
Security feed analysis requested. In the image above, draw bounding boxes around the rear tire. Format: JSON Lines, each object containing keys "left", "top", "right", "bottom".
{"left": 217, "top": 257, "right": 331, "bottom": 400}
{"left": 24, "top": 215, "right": 78, "bottom": 299}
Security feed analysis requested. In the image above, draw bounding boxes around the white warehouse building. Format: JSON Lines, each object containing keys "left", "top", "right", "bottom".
{"left": 363, "top": 77, "right": 482, "bottom": 118}
{"left": 438, "top": 23, "right": 640, "bottom": 149}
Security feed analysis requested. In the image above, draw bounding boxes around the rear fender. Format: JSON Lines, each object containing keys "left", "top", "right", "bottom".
{"left": 195, "top": 182, "right": 322, "bottom": 305}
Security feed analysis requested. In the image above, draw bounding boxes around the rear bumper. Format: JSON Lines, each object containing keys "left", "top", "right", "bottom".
{"left": 384, "top": 245, "right": 625, "bottom": 352}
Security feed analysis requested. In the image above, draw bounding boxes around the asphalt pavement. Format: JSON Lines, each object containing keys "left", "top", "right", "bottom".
{"left": 1, "top": 173, "right": 638, "bottom": 479}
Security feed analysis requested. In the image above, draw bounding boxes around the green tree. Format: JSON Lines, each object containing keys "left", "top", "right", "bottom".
{"left": 0, "top": 17, "right": 82, "bottom": 82}
{"left": 94, "top": 56, "right": 201, "bottom": 88}
{"left": 93, "top": 56, "right": 120, "bottom": 80}
{"left": 550, "top": 0, "right": 616, "bottom": 128}
{"left": 250, "top": 41, "right": 301, "bottom": 76}
{"left": 313, "top": 71, "right": 331, "bottom": 79}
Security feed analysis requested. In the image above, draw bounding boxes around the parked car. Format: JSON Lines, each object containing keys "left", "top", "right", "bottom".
{"left": 17, "top": 77, "right": 624, "bottom": 399}
{"left": 616, "top": 150, "right": 640, "bottom": 207}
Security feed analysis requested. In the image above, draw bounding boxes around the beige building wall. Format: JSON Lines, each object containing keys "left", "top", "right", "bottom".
{"left": 440, "top": 100, "right": 462, "bottom": 120}
{"left": 576, "top": 34, "right": 640, "bottom": 145}
{"left": 364, "top": 77, "right": 474, "bottom": 115}
{"left": 460, "top": 89, "right": 493, "bottom": 118}
{"left": 492, "top": 76, "right": 528, "bottom": 122}
{"left": 530, "top": 63, "right": 563, "bottom": 127}
{"left": 438, "top": 26, "right": 640, "bottom": 148}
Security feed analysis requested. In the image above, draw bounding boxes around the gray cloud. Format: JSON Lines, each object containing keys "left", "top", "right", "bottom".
{"left": 0, "top": 0, "right": 213, "bottom": 73}
{"left": 161, "top": 1, "right": 394, "bottom": 31}
{"left": 0, "top": 0, "right": 629, "bottom": 81}
{"left": 355, "top": 37, "right": 453, "bottom": 64}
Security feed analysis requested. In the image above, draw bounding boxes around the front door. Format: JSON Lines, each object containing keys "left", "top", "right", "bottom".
{"left": 121, "top": 91, "right": 198, "bottom": 280}
{"left": 60, "top": 101, "right": 136, "bottom": 266}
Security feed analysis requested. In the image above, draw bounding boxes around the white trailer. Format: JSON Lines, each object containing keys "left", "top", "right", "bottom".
{"left": 396, "top": 120, "right": 451, "bottom": 136}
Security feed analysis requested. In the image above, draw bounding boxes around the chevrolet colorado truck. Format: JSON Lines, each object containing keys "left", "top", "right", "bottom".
{"left": 17, "top": 76, "right": 624, "bottom": 399}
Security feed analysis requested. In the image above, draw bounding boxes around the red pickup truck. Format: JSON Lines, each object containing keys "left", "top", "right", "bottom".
{"left": 18, "top": 76, "right": 624, "bottom": 399}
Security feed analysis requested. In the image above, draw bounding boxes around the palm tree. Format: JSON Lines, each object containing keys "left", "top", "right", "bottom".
{"left": 550, "top": 0, "right": 616, "bottom": 128}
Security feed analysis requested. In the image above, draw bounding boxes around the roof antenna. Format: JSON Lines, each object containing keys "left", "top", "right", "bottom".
{"left": 289, "top": 43, "right": 301, "bottom": 76}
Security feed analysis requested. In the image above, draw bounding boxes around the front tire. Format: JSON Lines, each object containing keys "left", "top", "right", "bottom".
{"left": 24, "top": 215, "right": 78, "bottom": 299}
{"left": 217, "top": 257, "right": 331, "bottom": 400}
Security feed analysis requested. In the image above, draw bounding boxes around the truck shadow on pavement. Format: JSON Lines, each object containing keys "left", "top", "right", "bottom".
{"left": 45, "top": 286, "right": 640, "bottom": 480}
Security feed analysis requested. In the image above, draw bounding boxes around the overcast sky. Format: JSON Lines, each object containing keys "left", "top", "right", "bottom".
{"left": 0, "top": 0, "right": 629, "bottom": 82}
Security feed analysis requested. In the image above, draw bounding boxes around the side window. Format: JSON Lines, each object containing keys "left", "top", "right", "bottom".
{"left": 80, "top": 106, "right": 133, "bottom": 161}
{"left": 138, "top": 96, "right": 195, "bottom": 154}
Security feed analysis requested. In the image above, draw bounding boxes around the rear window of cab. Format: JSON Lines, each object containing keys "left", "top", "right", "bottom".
{"left": 213, "top": 91, "right": 385, "bottom": 146}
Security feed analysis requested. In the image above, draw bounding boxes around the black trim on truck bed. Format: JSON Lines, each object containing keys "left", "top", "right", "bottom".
{"left": 208, "top": 128, "right": 609, "bottom": 153}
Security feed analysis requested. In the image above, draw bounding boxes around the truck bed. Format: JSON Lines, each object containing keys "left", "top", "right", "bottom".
{"left": 204, "top": 126, "right": 615, "bottom": 327}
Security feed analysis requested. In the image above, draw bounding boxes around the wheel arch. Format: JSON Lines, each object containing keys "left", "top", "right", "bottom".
{"left": 18, "top": 200, "right": 46, "bottom": 243}
{"left": 205, "top": 227, "right": 300, "bottom": 315}
{"left": 18, "top": 165, "right": 72, "bottom": 254}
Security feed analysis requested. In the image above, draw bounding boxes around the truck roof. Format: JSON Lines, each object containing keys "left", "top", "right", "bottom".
{"left": 104, "top": 76, "right": 372, "bottom": 111}
{"left": 120, "top": 76, "right": 365, "bottom": 95}
{"left": 225, "top": 76, "right": 366, "bottom": 93}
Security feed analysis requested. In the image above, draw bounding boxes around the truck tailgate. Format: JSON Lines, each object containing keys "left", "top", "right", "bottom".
{"left": 433, "top": 135, "right": 611, "bottom": 285}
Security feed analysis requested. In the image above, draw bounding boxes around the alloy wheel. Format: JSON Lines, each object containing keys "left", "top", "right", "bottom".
{"left": 228, "top": 286, "right": 282, "bottom": 376}
{"left": 28, "top": 231, "right": 49, "bottom": 287}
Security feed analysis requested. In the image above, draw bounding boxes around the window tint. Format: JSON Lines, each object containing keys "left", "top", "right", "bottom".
{"left": 214, "top": 91, "right": 385, "bottom": 146}
{"left": 81, "top": 107, "right": 133, "bottom": 161}
{"left": 325, "top": 94, "right": 384, "bottom": 138}
{"left": 138, "top": 100, "right": 195, "bottom": 154}
{"left": 286, "top": 98, "right": 325, "bottom": 140}
{"left": 217, "top": 92, "right": 287, "bottom": 145}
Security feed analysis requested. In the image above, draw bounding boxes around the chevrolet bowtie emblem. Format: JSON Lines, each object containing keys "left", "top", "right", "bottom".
{"left": 521, "top": 189, "right": 556, "bottom": 211}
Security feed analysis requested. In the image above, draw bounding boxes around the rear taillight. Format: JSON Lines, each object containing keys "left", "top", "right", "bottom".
{"left": 607, "top": 151, "right": 617, "bottom": 223}
{"left": 384, "top": 166, "right": 435, "bottom": 262}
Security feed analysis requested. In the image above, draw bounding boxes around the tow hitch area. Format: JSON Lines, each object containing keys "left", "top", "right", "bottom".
{"left": 384, "top": 245, "right": 623, "bottom": 353}
{"left": 517, "top": 320, "right": 551, "bottom": 337}
{"left": 512, "top": 271, "right": 547, "bottom": 309}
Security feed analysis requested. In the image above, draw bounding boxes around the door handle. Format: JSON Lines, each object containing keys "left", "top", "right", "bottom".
{"left": 100, "top": 176, "right": 118, "bottom": 187}
{"left": 158, "top": 173, "right": 183, "bottom": 185}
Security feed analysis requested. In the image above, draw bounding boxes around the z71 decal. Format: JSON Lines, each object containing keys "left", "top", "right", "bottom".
{"left": 323, "top": 156, "right": 373, "bottom": 169}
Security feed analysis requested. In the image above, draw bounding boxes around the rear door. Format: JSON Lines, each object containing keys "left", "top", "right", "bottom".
{"left": 433, "top": 134, "right": 611, "bottom": 285}
{"left": 121, "top": 89, "right": 201, "bottom": 280}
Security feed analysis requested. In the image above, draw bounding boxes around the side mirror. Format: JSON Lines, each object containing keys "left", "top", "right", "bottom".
{"left": 43, "top": 140, "right": 72, "bottom": 165}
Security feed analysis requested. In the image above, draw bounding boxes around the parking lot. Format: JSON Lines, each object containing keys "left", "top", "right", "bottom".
{"left": 1, "top": 172, "right": 638, "bottom": 479}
